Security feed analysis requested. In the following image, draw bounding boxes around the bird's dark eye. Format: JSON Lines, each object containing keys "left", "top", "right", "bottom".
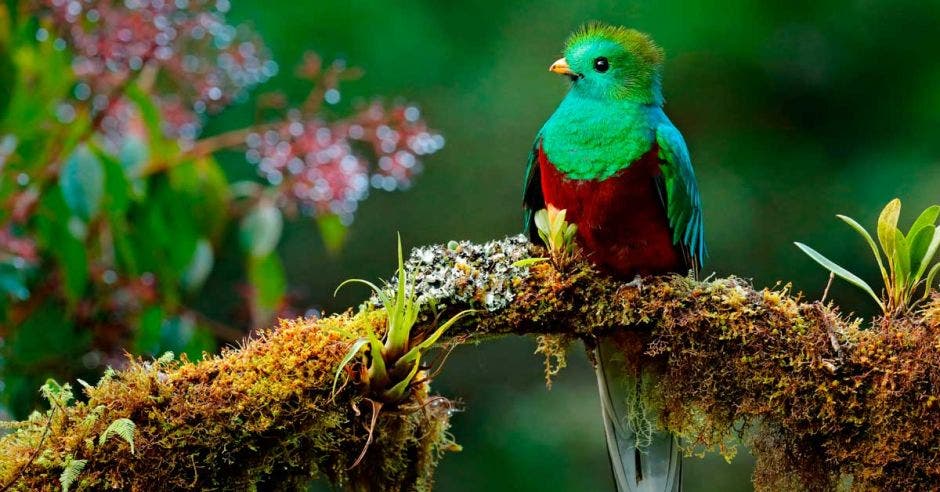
{"left": 593, "top": 57, "right": 609, "bottom": 73}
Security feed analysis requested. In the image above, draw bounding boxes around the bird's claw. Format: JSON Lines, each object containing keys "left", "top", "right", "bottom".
{"left": 624, "top": 275, "right": 643, "bottom": 290}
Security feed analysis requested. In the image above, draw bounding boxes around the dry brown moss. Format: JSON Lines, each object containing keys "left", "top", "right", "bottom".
{"left": 2, "top": 237, "right": 939, "bottom": 491}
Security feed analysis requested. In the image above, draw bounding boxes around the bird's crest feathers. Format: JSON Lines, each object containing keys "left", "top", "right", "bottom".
{"left": 565, "top": 23, "right": 664, "bottom": 68}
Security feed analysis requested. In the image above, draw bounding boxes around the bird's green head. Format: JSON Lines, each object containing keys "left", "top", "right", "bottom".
{"left": 550, "top": 23, "right": 664, "bottom": 104}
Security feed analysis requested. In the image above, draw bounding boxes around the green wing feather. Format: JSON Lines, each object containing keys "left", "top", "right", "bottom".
{"left": 522, "top": 133, "right": 544, "bottom": 241}
{"left": 656, "top": 122, "right": 706, "bottom": 273}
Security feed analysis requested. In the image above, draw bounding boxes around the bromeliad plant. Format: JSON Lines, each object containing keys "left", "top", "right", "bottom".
{"left": 332, "top": 236, "right": 475, "bottom": 405}
{"left": 331, "top": 235, "right": 474, "bottom": 466}
{"left": 796, "top": 198, "right": 940, "bottom": 317}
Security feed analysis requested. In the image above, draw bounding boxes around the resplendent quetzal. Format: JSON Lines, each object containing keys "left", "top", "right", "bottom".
{"left": 522, "top": 24, "right": 705, "bottom": 492}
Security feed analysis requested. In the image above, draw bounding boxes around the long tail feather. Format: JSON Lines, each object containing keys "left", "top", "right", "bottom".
{"left": 595, "top": 337, "right": 682, "bottom": 492}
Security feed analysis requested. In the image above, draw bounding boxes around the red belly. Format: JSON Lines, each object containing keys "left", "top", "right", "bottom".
{"left": 538, "top": 143, "right": 684, "bottom": 277}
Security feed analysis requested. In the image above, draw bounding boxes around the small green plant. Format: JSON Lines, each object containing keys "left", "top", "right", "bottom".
{"left": 796, "top": 198, "right": 940, "bottom": 316}
{"left": 331, "top": 235, "right": 474, "bottom": 466}
{"left": 99, "top": 418, "right": 136, "bottom": 454}
{"left": 332, "top": 235, "right": 475, "bottom": 404}
{"left": 59, "top": 456, "right": 87, "bottom": 492}
{"left": 533, "top": 206, "right": 579, "bottom": 267}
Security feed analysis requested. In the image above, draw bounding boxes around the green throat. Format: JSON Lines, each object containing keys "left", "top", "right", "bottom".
{"left": 539, "top": 93, "right": 658, "bottom": 181}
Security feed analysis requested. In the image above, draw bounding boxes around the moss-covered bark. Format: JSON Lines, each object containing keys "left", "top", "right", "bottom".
{"left": 2, "top": 236, "right": 939, "bottom": 491}
{"left": 0, "top": 311, "right": 454, "bottom": 491}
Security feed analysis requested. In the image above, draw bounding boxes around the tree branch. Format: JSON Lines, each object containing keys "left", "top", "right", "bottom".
{"left": 1, "top": 235, "right": 938, "bottom": 491}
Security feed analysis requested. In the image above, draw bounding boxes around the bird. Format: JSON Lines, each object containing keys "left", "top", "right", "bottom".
{"left": 522, "top": 23, "right": 705, "bottom": 492}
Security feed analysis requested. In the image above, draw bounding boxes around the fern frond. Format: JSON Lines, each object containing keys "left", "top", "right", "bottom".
{"left": 99, "top": 418, "right": 136, "bottom": 454}
{"left": 59, "top": 457, "right": 87, "bottom": 492}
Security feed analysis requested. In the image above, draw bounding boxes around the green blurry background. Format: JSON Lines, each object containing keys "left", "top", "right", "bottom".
{"left": 207, "top": 0, "right": 940, "bottom": 490}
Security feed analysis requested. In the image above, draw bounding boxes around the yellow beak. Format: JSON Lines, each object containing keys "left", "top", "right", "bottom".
{"left": 549, "top": 57, "right": 575, "bottom": 76}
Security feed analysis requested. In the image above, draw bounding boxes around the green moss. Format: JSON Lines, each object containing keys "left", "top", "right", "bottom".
{"left": 3, "top": 237, "right": 940, "bottom": 491}
{"left": 0, "top": 310, "right": 454, "bottom": 491}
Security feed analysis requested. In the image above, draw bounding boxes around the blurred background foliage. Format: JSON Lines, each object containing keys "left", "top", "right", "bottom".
{"left": 3, "top": 0, "right": 940, "bottom": 490}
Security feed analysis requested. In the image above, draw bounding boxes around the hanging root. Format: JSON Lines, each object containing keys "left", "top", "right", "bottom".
{"left": 534, "top": 334, "right": 573, "bottom": 388}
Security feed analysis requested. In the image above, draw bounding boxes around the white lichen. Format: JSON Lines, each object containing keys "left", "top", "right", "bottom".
{"left": 378, "top": 235, "right": 535, "bottom": 312}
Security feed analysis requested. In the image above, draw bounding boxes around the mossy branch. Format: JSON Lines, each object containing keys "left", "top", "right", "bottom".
{"left": 2, "top": 236, "right": 939, "bottom": 491}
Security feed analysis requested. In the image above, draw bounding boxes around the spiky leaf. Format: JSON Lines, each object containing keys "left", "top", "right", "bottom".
{"left": 332, "top": 338, "right": 369, "bottom": 396}
{"left": 383, "top": 353, "right": 422, "bottom": 402}
{"left": 386, "top": 233, "right": 420, "bottom": 354}
{"left": 366, "top": 331, "right": 388, "bottom": 387}
{"left": 334, "top": 278, "right": 384, "bottom": 301}
{"left": 397, "top": 309, "right": 476, "bottom": 368}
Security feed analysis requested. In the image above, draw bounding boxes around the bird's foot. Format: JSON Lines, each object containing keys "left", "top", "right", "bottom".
{"left": 624, "top": 275, "right": 643, "bottom": 290}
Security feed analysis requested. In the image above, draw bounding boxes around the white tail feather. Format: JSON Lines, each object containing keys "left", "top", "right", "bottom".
{"left": 595, "top": 337, "right": 682, "bottom": 492}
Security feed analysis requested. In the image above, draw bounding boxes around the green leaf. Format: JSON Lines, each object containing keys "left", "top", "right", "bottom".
{"left": 551, "top": 208, "right": 567, "bottom": 241}
{"left": 331, "top": 338, "right": 368, "bottom": 396}
{"left": 99, "top": 418, "right": 136, "bottom": 454}
{"left": 908, "top": 205, "right": 940, "bottom": 239}
{"left": 121, "top": 177, "right": 200, "bottom": 303}
{"left": 382, "top": 353, "right": 421, "bottom": 402}
{"left": 169, "top": 158, "right": 230, "bottom": 241}
{"left": 837, "top": 214, "right": 887, "bottom": 282}
{"left": 181, "top": 238, "right": 214, "bottom": 293}
{"left": 59, "top": 144, "right": 105, "bottom": 221}
{"left": 795, "top": 242, "right": 884, "bottom": 309}
{"left": 396, "top": 309, "right": 475, "bottom": 368}
{"left": 101, "top": 151, "right": 130, "bottom": 215}
{"left": 511, "top": 257, "right": 549, "bottom": 268}
{"left": 240, "top": 200, "right": 283, "bottom": 258}
{"left": 34, "top": 192, "right": 88, "bottom": 303}
{"left": 385, "top": 233, "right": 416, "bottom": 353}
{"left": 334, "top": 278, "right": 383, "bottom": 300}
{"left": 892, "top": 227, "right": 910, "bottom": 287}
{"left": 878, "top": 198, "right": 901, "bottom": 261}
{"left": 317, "top": 214, "right": 348, "bottom": 255}
{"left": 908, "top": 225, "right": 934, "bottom": 280}
{"left": 916, "top": 228, "right": 940, "bottom": 281}
{"left": 923, "top": 262, "right": 940, "bottom": 301}
{"left": 534, "top": 209, "right": 550, "bottom": 245}
{"left": 59, "top": 457, "right": 87, "bottom": 492}
{"left": 366, "top": 331, "right": 388, "bottom": 386}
